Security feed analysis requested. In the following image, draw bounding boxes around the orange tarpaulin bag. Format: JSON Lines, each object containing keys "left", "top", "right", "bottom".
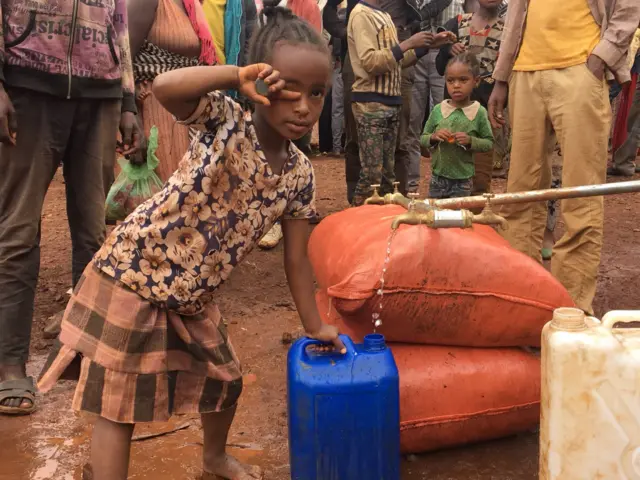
{"left": 393, "top": 343, "right": 541, "bottom": 453}
{"left": 315, "top": 293, "right": 541, "bottom": 453}
{"left": 310, "top": 206, "right": 574, "bottom": 347}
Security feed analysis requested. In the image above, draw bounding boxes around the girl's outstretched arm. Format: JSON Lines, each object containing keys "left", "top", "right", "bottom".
{"left": 153, "top": 66, "right": 242, "bottom": 121}
{"left": 282, "top": 219, "right": 346, "bottom": 353}
{"left": 153, "top": 64, "right": 302, "bottom": 121}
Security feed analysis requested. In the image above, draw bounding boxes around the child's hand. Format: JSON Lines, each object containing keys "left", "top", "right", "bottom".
{"left": 431, "top": 31, "right": 457, "bottom": 48}
{"left": 432, "top": 129, "right": 453, "bottom": 143}
{"left": 307, "top": 323, "right": 346, "bottom": 354}
{"left": 450, "top": 42, "right": 466, "bottom": 56}
{"left": 454, "top": 132, "right": 471, "bottom": 146}
{"left": 406, "top": 31, "right": 435, "bottom": 51}
{"left": 238, "top": 63, "right": 302, "bottom": 106}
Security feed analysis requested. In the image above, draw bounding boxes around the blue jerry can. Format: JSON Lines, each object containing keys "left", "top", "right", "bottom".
{"left": 287, "top": 334, "right": 400, "bottom": 480}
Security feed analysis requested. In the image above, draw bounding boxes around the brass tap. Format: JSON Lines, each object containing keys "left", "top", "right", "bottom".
{"left": 384, "top": 184, "right": 409, "bottom": 205}
{"left": 472, "top": 193, "right": 509, "bottom": 230}
{"left": 390, "top": 193, "right": 426, "bottom": 229}
{"left": 391, "top": 207, "right": 476, "bottom": 229}
{"left": 391, "top": 209, "right": 436, "bottom": 229}
{"left": 364, "top": 184, "right": 385, "bottom": 205}
{"left": 407, "top": 192, "right": 420, "bottom": 211}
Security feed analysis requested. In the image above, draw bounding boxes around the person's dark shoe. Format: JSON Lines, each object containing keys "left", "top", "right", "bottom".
{"left": 82, "top": 464, "right": 92, "bottom": 480}
{"left": 493, "top": 168, "right": 508, "bottom": 179}
{"left": 43, "top": 311, "right": 65, "bottom": 339}
{"left": 607, "top": 167, "right": 634, "bottom": 177}
{"left": 309, "top": 213, "right": 322, "bottom": 225}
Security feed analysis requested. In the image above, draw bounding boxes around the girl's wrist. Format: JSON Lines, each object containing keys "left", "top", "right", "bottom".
{"left": 301, "top": 313, "right": 323, "bottom": 335}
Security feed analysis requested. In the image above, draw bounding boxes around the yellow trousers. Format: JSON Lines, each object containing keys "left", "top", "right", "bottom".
{"left": 501, "top": 64, "right": 611, "bottom": 313}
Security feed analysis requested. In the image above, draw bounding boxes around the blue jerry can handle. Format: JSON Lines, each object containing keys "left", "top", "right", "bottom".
{"left": 292, "top": 334, "right": 356, "bottom": 362}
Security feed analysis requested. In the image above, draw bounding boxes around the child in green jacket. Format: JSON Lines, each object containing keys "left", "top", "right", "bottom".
{"left": 421, "top": 53, "right": 494, "bottom": 198}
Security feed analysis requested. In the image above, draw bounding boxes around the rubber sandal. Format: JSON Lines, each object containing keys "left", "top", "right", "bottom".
{"left": 0, "top": 377, "right": 37, "bottom": 415}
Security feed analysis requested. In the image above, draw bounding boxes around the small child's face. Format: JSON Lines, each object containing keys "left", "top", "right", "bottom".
{"left": 445, "top": 62, "right": 478, "bottom": 103}
{"left": 256, "top": 43, "right": 332, "bottom": 141}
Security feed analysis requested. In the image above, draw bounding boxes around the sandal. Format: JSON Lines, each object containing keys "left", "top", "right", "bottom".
{"left": 0, "top": 377, "right": 37, "bottom": 415}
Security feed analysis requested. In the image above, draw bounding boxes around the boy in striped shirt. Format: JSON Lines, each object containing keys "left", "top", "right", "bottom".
{"left": 348, "top": 1, "right": 455, "bottom": 205}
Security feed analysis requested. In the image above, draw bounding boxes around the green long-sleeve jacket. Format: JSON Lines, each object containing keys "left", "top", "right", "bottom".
{"left": 421, "top": 100, "right": 494, "bottom": 180}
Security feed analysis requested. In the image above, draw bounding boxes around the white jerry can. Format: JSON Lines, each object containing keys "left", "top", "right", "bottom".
{"left": 540, "top": 308, "right": 640, "bottom": 479}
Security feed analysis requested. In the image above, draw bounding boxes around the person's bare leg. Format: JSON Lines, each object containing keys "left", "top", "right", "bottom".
{"left": 90, "top": 416, "right": 134, "bottom": 480}
{"left": 202, "top": 406, "right": 262, "bottom": 479}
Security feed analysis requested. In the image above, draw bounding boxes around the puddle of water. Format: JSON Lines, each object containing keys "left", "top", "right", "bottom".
{"left": 32, "top": 458, "right": 59, "bottom": 480}
{"left": 0, "top": 355, "right": 90, "bottom": 480}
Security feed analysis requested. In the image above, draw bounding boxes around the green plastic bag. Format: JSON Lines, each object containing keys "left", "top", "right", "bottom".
{"left": 106, "top": 126, "right": 164, "bottom": 222}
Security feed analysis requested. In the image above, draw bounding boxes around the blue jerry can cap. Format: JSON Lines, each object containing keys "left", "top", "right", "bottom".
{"left": 363, "top": 334, "right": 386, "bottom": 352}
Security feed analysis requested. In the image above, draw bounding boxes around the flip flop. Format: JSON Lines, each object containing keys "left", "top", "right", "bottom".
{"left": 0, "top": 377, "right": 37, "bottom": 415}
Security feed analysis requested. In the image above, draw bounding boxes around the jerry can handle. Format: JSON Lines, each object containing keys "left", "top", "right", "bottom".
{"left": 292, "top": 334, "right": 355, "bottom": 362}
{"left": 601, "top": 311, "right": 640, "bottom": 329}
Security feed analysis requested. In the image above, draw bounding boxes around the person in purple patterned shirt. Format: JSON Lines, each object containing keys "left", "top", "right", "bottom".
{"left": 0, "top": 0, "right": 143, "bottom": 416}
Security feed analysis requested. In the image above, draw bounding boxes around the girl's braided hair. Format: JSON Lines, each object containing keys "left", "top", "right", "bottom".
{"left": 248, "top": 1, "right": 329, "bottom": 64}
{"left": 446, "top": 52, "right": 481, "bottom": 77}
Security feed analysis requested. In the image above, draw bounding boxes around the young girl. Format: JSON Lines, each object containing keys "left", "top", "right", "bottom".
{"left": 435, "top": 0, "right": 508, "bottom": 193}
{"left": 38, "top": 7, "right": 341, "bottom": 480}
{"left": 421, "top": 53, "right": 494, "bottom": 199}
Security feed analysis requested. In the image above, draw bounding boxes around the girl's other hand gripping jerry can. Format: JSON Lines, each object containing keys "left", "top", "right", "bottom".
{"left": 288, "top": 334, "right": 400, "bottom": 480}
{"left": 540, "top": 308, "right": 640, "bottom": 480}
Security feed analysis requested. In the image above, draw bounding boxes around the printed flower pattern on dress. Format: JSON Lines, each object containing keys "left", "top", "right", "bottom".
{"left": 94, "top": 91, "right": 316, "bottom": 314}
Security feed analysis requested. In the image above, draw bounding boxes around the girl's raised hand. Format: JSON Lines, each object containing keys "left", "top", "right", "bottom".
{"left": 238, "top": 63, "right": 302, "bottom": 106}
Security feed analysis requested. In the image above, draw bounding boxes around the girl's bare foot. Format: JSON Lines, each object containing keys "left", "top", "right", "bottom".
{"left": 203, "top": 454, "right": 263, "bottom": 480}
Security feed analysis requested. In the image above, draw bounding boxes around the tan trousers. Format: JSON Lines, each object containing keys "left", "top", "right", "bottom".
{"left": 473, "top": 124, "right": 511, "bottom": 195}
{"left": 472, "top": 150, "right": 493, "bottom": 195}
{"left": 502, "top": 64, "right": 611, "bottom": 313}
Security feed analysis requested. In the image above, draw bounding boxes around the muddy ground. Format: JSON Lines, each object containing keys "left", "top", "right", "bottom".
{"left": 1, "top": 156, "right": 639, "bottom": 480}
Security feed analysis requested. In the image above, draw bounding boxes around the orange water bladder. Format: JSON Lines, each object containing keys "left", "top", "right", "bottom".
{"left": 310, "top": 205, "right": 575, "bottom": 347}
{"left": 392, "top": 343, "right": 541, "bottom": 453}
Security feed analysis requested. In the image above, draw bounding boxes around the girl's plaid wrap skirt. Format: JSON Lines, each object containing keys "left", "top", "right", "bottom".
{"left": 38, "top": 266, "right": 243, "bottom": 423}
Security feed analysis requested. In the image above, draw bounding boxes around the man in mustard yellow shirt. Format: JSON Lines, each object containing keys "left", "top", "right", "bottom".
{"left": 487, "top": 0, "right": 640, "bottom": 313}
